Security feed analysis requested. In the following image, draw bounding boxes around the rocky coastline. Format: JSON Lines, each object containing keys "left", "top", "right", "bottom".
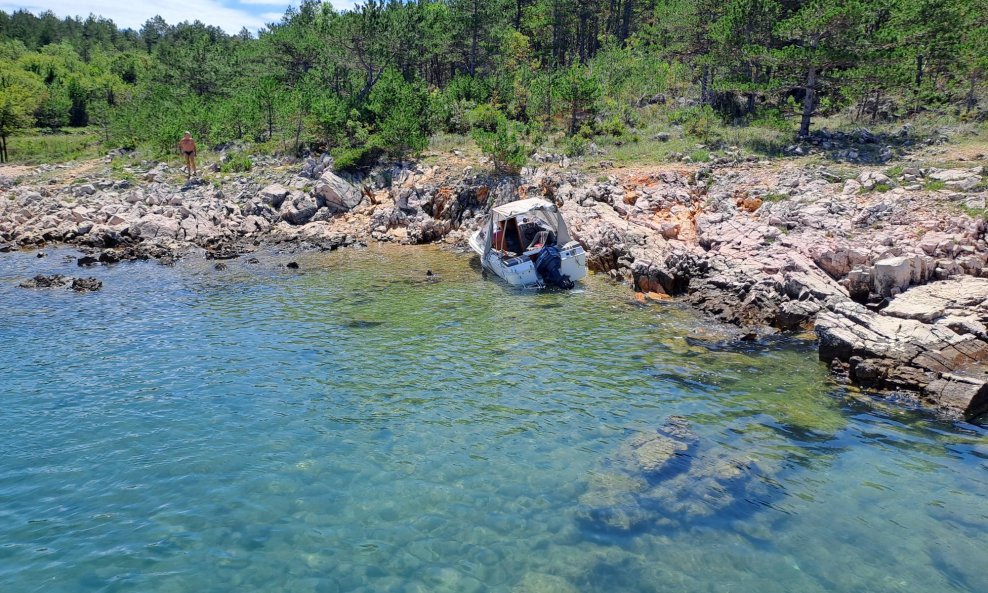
{"left": 2, "top": 150, "right": 987, "bottom": 420}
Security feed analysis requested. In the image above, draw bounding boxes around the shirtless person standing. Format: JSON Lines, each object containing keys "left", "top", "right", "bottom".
{"left": 178, "top": 132, "right": 197, "bottom": 178}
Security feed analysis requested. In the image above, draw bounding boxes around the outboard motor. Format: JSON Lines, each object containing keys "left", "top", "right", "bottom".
{"left": 535, "top": 243, "right": 574, "bottom": 289}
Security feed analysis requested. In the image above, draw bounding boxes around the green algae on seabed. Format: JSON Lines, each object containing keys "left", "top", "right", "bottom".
{"left": 654, "top": 332, "right": 848, "bottom": 434}
{"left": 0, "top": 244, "right": 986, "bottom": 593}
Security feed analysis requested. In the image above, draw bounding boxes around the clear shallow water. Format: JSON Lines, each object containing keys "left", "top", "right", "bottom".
{"left": 1, "top": 246, "right": 986, "bottom": 593}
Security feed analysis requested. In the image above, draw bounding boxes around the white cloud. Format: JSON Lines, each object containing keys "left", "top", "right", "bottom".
{"left": 236, "top": 0, "right": 361, "bottom": 9}
{"left": 259, "top": 11, "right": 286, "bottom": 22}
{"left": 1, "top": 0, "right": 269, "bottom": 33}
{"left": 0, "top": 0, "right": 368, "bottom": 33}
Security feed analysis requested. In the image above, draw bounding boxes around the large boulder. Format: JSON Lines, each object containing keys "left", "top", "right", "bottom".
{"left": 280, "top": 191, "right": 320, "bottom": 225}
{"left": 857, "top": 171, "right": 892, "bottom": 190}
{"left": 129, "top": 214, "right": 180, "bottom": 240}
{"left": 259, "top": 183, "right": 290, "bottom": 208}
{"left": 873, "top": 256, "right": 912, "bottom": 296}
{"left": 314, "top": 171, "right": 362, "bottom": 213}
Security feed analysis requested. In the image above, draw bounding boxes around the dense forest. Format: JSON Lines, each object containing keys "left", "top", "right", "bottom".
{"left": 0, "top": 0, "right": 986, "bottom": 167}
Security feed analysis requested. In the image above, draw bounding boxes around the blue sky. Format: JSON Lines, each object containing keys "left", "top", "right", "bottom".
{"left": 0, "top": 0, "right": 362, "bottom": 33}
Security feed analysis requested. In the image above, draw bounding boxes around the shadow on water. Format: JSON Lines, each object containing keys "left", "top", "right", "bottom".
{"left": 343, "top": 319, "right": 385, "bottom": 329}
{"left": 684, "top": 332, "right": 819, "bottom": 356}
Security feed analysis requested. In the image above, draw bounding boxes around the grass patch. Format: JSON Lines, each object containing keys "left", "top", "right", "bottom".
{"left": 6, "top": 128, "right": 101, "bottom": 164}
{"left": 925, "top": 180, "right": 947, "bottom": 191}
{"left": 722, "top": 125, "right": 790, "bottom": 158}
{"left": 883, "top": 165, "right": 904, "bottom": 178}
{"left": 422, "top": 133, "right": 480, "bottom": 165}
{"left": 762, "top": 193, "right": 789, "bottom": 202}
{"left": 427, "top": 132, "right": 473, "bottom": 154}
{"left": 689, "top": 149, "right": 711, "bottom": 163}
{"left": 959, "top": 204, "right": 987, "bottom": 219}
{"left": 601, "top": 135, "right": 691, "bottom": 166}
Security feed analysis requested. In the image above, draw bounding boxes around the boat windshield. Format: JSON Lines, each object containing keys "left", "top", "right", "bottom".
{"left": 483, "top": 202, "right": 571, "bottom": 258}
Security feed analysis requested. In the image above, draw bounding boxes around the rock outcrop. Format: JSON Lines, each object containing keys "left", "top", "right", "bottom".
{"left": 817, "top": 278, "right": 988, "bottom": 418}
{"left": 2, "top": 153, "right": 986, "bottom": 418}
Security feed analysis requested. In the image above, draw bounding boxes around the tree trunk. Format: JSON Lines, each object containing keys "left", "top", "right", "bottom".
{"left": 0, "top": 135, "right": 6, "bottom": 163}
{"left": 915, "top": 54, "right": 924, "bottom": 88}
{"left": 294, "top": 111, "right": 304, "bottom": 154}
{"left": 700, "top": 65, "right": 713, "bottom": 105}
{"left": 619, "top": 0, "right": 634, "bottom": 45}
{"left": 578, "top": 12, "right": 588, "bottom": 64}
{"left": 799, "top": 66, "right": 817, "bottom": 137}
{"left": 608, "top": 0, "right": 619, "bottom": 38}
{"left": 469, "top": 0, "right": 479, "bottom": 76}
{"left": 967, "top": 73, "right": 979, "bottom": 113}
{"left": 515, "top": 0, "right": 523, "bottom": 30}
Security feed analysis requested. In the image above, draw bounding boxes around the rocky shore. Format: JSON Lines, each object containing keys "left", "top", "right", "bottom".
{"left": 2, "top": 149, "right": 987, "bottom": 419}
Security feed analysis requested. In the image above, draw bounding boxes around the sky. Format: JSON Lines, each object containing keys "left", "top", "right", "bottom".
{"left": 0, "top": 0, "right": 362, "bottom": 34}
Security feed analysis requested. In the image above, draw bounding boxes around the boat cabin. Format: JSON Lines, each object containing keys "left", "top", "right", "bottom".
{"left": 482, "top": 198, "right": 571, "bottom": 262}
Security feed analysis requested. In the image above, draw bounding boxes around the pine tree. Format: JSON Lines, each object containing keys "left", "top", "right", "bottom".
{"left": 775, "top": 0, "right": 869, "bottom": 136}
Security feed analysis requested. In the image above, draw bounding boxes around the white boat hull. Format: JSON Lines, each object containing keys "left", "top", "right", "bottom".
{"left": 469, "top": 230, "right": 587, "bottom": 288}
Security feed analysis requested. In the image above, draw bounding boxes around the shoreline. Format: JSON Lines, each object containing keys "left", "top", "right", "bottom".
{"left": 2, "top": 151, "right": 987, "bottom": 419}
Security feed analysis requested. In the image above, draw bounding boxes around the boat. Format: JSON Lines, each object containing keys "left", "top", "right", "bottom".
{"left": 468, "top": 197, "right": 588, "bottom": 288}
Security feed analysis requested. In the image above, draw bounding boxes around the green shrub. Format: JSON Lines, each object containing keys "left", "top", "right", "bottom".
{"left": 925, "top": 180, "right": 946, "bottom": 191}
{"left": 564, "top": 135, "right": 589, "bottom": 157}
{"left": 366, "top": 67, "right": 430, "bottom": 159}
{"left": 762, "top": 192, "right": 788, "bottom": 202}
{"left": 600, "top": 114, "right": 628, "bottom": 138}
{"left": 467, "top": 103, "right": 503, "bottom": 133}
{"left": 220, "top": 152, "right": 252, "bottom": 173}
{"left": 749, "top": 107, "right": 792, "bottom": 134}
{"left": 430, "top": 94, "right": 475, "bottom": 134}
{"left": 471, "top": 114, "right": 530, "bottom": 174}
{"left": 331, "top": 145, "right": 379, "bottom": 171}
{"left": 670, "top": 105, "right": 720, "bottom": 143}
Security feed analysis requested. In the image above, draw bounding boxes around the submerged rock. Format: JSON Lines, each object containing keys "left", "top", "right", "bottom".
{"left": 71, "top": 277, "right": 102, "bottom": 292}
{"left": 578, "top": 415, "right": 787, "bottom": 536}
{"left": 19, "top": 274, "right": 68, "bottom": 288}
{"left": 512, "top": 573, "right": 579, "bottom": 593}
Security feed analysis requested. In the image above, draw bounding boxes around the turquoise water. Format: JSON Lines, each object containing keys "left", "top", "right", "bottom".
{"left": 1, "top": 245, "right": 986, "bottom": 593}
